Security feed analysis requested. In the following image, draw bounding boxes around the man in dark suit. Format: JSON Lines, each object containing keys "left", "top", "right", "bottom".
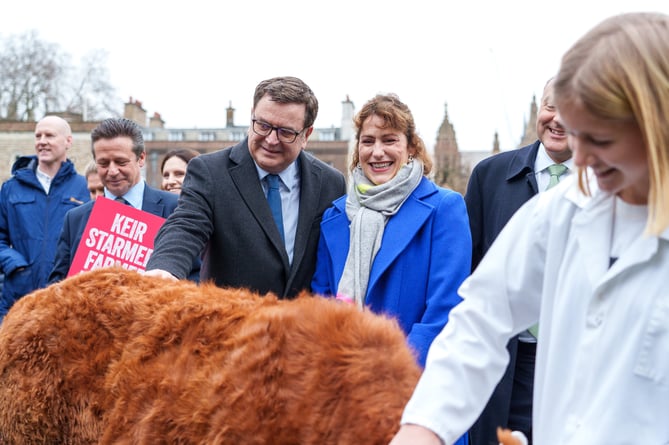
{"left": 49, "top": 118, "right": 180, "bottom": 283}
{"left": 465, "top": 78, "right": 572, "bottom": 445}
{"left": 145, "top": 76, "right": 346, "bottom": 299}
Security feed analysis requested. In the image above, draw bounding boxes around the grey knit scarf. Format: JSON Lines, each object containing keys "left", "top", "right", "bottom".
{"left": 336, "top": 159, "right": 423, "bottom": 309}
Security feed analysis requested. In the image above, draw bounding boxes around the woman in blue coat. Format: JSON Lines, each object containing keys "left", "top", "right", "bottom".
{"left": 312, "top": 94, "right": 472, "bottom": 370}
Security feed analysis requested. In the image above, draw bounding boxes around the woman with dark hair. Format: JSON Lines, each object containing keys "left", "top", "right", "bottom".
{"left": 161, "top": 149, "right": 200, "bottom": 194}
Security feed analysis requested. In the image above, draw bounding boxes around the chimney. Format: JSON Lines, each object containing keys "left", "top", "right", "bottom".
{"left": 226, "top": 101, "right": 235, "bottom": 128}
{"left": 123, "top": 97, "right": 148, "bottom": 127}
{"left": 340, "top": 95, "right": 355, "bottom": 141}
{"left": 149, "top": 112, "right": 165, "bottom": 129}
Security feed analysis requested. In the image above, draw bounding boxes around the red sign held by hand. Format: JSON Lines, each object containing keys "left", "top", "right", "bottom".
{"left": 68, "top": 197, "right": 166, "bottom": 277}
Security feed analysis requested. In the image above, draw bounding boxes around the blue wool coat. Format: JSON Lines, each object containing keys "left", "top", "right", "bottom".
{"left": 312, "top": 177, "right": 472, "bottom": 366}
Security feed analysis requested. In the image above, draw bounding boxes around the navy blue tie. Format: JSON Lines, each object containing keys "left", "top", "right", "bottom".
{"left": 266, "top": 174, "right": 284, "bottom": 243}
{"left": 115, "top": 196, "right": 132, "bottom": 207}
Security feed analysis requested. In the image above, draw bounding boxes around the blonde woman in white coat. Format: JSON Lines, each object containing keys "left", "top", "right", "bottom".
{"left": 391, "top": 12, "right": 669, "bottom": 445}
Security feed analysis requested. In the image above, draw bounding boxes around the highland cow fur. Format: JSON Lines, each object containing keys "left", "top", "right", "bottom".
{"left": 0, "top": 268, "right": 421, "bottom": 444}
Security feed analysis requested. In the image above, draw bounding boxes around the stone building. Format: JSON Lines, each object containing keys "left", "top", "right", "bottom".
{"left": 130, "top": 96, "right": 354, "bottom": 187}
{"left": 432, "top": 103, "right": 467, "bottom": 193}
{"left": 518, "top": 94, "right": 539, "bottom": 147}
{"left": 0, "top": 97, "right": 355, "bottom": 188}
{"left": 432, "top": 94, "right": 538, "bottom": 194}
{"left": 1, "top": 93, "right": 537, "bottom": 192}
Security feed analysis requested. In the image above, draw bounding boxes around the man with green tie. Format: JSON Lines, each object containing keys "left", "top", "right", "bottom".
{"left": 464, "top": 78, "right": 572, "bottom": 445}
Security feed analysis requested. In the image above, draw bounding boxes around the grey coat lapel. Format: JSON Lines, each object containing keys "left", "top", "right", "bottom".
{"left": 228, "top": 142, "right": 290, "bottom": 267}
{"left": 291, "top": 152, "right": 322, "bottom": 272}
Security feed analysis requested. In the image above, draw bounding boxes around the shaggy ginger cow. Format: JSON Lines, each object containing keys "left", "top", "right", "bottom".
{"left": 0, "top": 268, "right": 421, "bottom": 444}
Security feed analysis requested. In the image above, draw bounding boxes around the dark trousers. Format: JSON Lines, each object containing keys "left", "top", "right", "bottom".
{"left": 469, "top": 338, "right": 535, "bottom": 445}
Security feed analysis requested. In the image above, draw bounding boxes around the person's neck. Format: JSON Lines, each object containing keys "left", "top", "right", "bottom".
{"left": 547, "top": 152, "right": 572, "bottom": 164}
{"left": 37, "top": 161, "right": 62, "bottom": 178}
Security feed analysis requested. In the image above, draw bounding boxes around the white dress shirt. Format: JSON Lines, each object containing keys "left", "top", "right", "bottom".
{"left": 104, "top": 180, "right": 145, "bottom": 209}
{"left": 256, "top": 161, "right": 300, "bottom": 264}
{"left": 534, "top": 143, "right": 574, "bottom": 191}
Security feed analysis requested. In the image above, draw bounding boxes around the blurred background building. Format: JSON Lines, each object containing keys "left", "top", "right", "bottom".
{"left": 0, "top": 94, "right": 538, "bottom": 194}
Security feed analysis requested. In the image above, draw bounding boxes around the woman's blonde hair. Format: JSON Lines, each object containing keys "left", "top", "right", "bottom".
{"left": 349, "top": 94, "right": 432, "bottom": 175}
{"left": 555, "top": 12, "right": 669, "bottom": 235}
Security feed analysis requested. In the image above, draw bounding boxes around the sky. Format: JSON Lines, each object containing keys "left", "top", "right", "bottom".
{"left": 3, "top": 0, "right": 669, "bottom": 152}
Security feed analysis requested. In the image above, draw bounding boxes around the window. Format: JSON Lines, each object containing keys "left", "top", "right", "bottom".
{"left": 198, "top": 131, "right": 216, "bottom": 141}
{"left": 168, "top": 131, "right": 184, "bottom": 141}
{"left": 319, "top": 130, "right": 336, "bottom": 141}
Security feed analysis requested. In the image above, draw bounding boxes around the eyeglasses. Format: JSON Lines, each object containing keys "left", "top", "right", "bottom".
{"left": 251, "top": 119, "right": 304, "bottom": 144}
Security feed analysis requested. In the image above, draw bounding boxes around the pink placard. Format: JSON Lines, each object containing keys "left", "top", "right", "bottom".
{"left": 68, "top": 197, "right": 166, "bottom": 277}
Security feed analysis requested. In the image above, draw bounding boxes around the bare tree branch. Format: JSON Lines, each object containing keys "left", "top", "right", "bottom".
{"left": 0, "top": 30, "right": 120, "bottom": 122}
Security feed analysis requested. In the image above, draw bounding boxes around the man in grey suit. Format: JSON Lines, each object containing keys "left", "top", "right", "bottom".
{"left": 146, "top": 76, "right": 346, "bottom": 298}
{"left": 49, "top": 118, "right": 181, "bottom": 283}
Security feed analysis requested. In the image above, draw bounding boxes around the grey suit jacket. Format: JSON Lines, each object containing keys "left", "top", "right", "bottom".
{"left": 147, "top": 138, "right": 346, "bottom": 299}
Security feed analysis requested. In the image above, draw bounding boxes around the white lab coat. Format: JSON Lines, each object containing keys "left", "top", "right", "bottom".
{"left": 401, "top": 175, "right": 669, "bottom": 444}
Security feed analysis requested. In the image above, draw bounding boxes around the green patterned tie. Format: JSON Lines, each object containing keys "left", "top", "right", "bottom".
{"left": 546, "top": 163, "right": 568, "bottom": 190}
{"left": 529, "top": 163, "right": 568, "bottom": 338}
